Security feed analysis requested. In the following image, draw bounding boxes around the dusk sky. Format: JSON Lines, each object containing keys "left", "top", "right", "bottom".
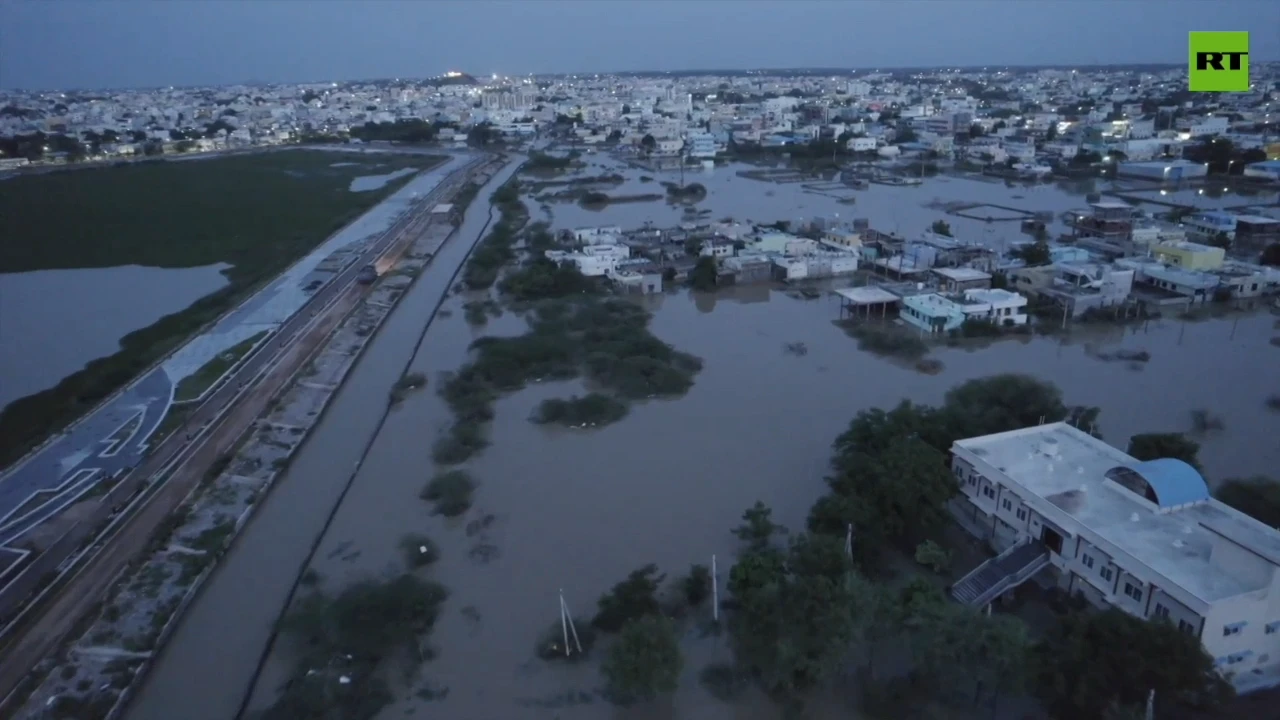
{"left": 2, "top": 0, "right": 1277, "bottom": 90}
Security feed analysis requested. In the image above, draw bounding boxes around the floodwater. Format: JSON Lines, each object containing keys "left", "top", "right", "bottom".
{"left": 0, "top": 263, "right": 230, "bottom": 410}
{"left": 530, "top": 155, "right": 1279, "bottom": 254}
{"left": 129, "top": 155, "right": 1280, "bottom": 720}
{"left": 125, "top": 158, "right": 523, "bottom": 720}
{"left": 260, "top": 287, "right": 1279, "bottom": 720}
{"left": 349, "top": 168, "right": 418, "bottom": 192}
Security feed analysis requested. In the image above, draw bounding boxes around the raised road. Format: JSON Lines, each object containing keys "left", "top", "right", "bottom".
{"left": 0, "top": 153, "right": 469, "bottom": 543}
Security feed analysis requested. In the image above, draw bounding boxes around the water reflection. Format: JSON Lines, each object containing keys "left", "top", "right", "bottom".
{"left": 0, "top": 263, "right": 231, "bottom": 409}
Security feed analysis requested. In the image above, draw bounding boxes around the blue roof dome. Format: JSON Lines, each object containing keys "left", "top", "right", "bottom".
{"left": 1122, "top": 459, "right": 1210, "bottom": 508}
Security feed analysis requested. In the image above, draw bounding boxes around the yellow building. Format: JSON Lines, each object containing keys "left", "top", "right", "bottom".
{"left": 1267, "top": 142, "right": 1280, "bottom": 161}
{"left": 1152, "top": 241, "right": 1225, "bottom": 272}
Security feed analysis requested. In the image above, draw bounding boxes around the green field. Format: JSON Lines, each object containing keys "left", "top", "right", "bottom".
{"left": 0, "top": 149, "right": 445, "bottom": 466}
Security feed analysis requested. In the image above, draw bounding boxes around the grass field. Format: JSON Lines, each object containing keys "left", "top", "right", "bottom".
{"left": 0, "top": 149, "right": 445, "bottom": 467}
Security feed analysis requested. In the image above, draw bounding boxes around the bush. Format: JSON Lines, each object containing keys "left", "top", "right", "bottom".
{"left": 420, "top": 470, "right": 477, "bottom": 517}
{"left": 601, "top": 615, "right": 683, "bottom": 704}
{"left": 532, "top": 394, "right": 628, "bottom": 427}
{"left": 434, "top": 297, "right": 702, "bottom": 462}
{"left": 594, "top": 564, "right": 665, "bottom": 632}
{"left": 431, "top": 421, "right": 489, "bottom": 465}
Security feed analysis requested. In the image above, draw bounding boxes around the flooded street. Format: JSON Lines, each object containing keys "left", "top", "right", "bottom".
{"left": 132, "top": 155, "right": 1280, "bottom": 720}
{"left": 125, "top": 158, "right": 522, "bottom": 720}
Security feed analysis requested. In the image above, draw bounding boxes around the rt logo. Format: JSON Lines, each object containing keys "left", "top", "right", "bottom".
{"left": 1189, "top": 32, "right": 1250, "bottom": 92}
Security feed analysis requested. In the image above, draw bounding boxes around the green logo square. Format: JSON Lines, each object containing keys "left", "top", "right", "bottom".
{"left": 1189, "top": 32, "right": 1250, "bottom": 92}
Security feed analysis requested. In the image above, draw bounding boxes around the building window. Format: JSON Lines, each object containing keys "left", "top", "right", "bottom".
{"left": 1101, "top": 567, "right": 1113, "bottom": 582}
{"left": 1223, "top": 622, "right": 1245, "bottom": 637}
{"left": 968, "top": 475, "right": 977, "bottom": 486}
{"left": 1267, "top": 621, "right": 1280, "bottom": 635}
{"left": 1178, "top": 619, "right": 1196, "bottom": 635}
{"left": 1002, "top": 498, "right": 1013, "bottom": 511}
{"left": 983, "top": 486, "right": 996, "bottom": 499}
{"left": 1154, "top": 603, "right": 1169, "bottom": 619}
{"left": 1082, "top": 554, "right": 1094, "bottom": 569}
{"left": 1123, "top": 582, "right": 1143, "bottom": 602}
{"left": 1016, "top": 509, "right": 1026, "bottom": 521}
{"left": 953, "top": 465, "right": 963, "bottom": 478}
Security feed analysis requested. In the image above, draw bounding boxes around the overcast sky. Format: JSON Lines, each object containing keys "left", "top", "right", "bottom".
{"left": 1, "top": 0, "right": 1277, "bottom": 90}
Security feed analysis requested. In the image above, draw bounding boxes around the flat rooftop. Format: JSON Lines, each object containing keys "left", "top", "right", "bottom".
{"left": 834, "top": 286, "right": 899, "bottom": 305}
{"left": 933, "top": 267, "right": 992, "bottom": 282}
{"left": 955, "top": 423, "right": 1280, "bottom": 605}
{"left": 962, "top": 288, "right": 1023, "bottom": 305}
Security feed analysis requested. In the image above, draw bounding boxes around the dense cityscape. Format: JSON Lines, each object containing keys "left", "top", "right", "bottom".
{"left": 2, "top": 5, "right": 1280, "bottom": 720}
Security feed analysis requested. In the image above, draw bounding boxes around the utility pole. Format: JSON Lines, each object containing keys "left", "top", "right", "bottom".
{"left": 711, "top": 554, "right": 720, "bottom": 623}
{"left": 558, "top": 589, "right": 582, "bottom": 657}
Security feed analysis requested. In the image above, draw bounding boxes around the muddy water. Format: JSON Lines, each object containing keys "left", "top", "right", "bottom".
{"left": 246, "top": 277, "right": 1277, "bottom": 720}
{"left": 125, "top": 157, "right": 522, "bottom": 720}
{"left": 533, "top": 156, "right": 1278, "bottom": 253}
{"left": 134, "top": 153, "right": 1280, "bottom": 720}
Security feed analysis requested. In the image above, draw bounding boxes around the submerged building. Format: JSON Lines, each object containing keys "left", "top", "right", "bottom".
{"left": 949, "top": 423, "right": 1280, "bottom": 692}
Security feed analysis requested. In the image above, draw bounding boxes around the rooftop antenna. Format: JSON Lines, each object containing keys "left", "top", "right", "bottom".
{"left": 558, "top": 589, "right": 583, "bottom": 657}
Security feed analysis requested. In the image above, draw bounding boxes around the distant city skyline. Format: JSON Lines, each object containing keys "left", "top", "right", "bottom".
{"left": 1, "top": 0, "right": 1278, "bottom": 90}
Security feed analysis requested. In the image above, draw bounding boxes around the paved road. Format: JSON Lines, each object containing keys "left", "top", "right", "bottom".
{"left": 0, "top": 153, "right": 476, "bottom": 545}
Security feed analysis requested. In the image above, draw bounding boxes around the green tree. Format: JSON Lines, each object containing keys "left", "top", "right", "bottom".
{"left": 930, "top": 219, "right": 953, "bottom": 237}
{"left": 601, "top": 615, "right": 683, "bottom": 703}
{"left": 593, "top": 564, "right": 664, "bottom": 632}
{"left": 641, "top": 133, "right": 656, "bottom": 153}
{"left": 913, "top": 539, "right": 951, "bottom": 574}
{"left": 828, "top": 437, "right": 956, "bottom": 554}
{"left": 832, "top": 400, "right": 950, "bottom": 459}
{"left": 1127, "top": 432, "right": 1202, "bottom": 471}
{"left": 1216, "top": 476, "right": 1280, "bottom": 528}
{"left": 1014, "top": 239, "right": 1052, "bottom": 266}
{"left": 1032, "top": 608, "right": 1233, "bottom": 719}
{"left": 726, "top": 535, "right": 866, "bottom": 699}
{"left": 941, "top": 374, "right": 1069, "bottom": 440}
{"left": 1260, "top": 243, "right": 1280, "bottom": 267}
{"left": 733, "top": 501, "right": 784, "bottom": 550}
{"left": 688, "top": 256, "right": 718, "bottom": 291}
{"left": 895, "top": 126, "right": 918, "bottom": 143}
{"left": 683, "top": 564, "right": 712, "bottom": 606}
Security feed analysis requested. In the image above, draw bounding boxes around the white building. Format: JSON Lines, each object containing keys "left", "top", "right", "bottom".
{"left": 686, "top": 132, "right": 719, "bottom": 159}
{"left": 544, "top": 244, "right": 630, "bottom": 277}
{"left": 571, "top": 226, "right": 623, "bottom": 245}
{"left": 950, "top": 423, "right": 1280, "bottom": 691}
{"left": 1188, "top": 116, "right": 1229, "bottom": 138}
{"left": 846, "top": 136, "right": 877, "bottom": 152}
